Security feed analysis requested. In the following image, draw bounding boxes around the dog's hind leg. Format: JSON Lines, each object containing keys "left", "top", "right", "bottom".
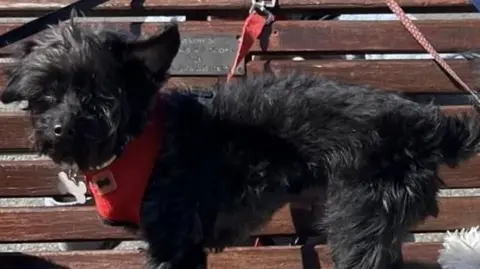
{"left": 322, "top": 170, "right": 414, "bottom": 269}
{"left": 322, "top": 154, "right": 443, "bottom": 269}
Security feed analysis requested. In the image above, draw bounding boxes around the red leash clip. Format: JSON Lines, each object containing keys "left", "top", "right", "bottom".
{"left": 249, "top": 0, "right": 276, "bottom": 25}
{"left": 226, "top": 0, "right": 276, "bottom": 83}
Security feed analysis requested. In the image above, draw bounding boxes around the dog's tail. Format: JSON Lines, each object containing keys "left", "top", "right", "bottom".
{"left": 435, "top": 51, "right": 480, "bottom": 166}
{"left": 375, "top": 103, "right": 480, "bottom": 169}
{"left": 437, "top": 106, "right": 480, "bottom": 167}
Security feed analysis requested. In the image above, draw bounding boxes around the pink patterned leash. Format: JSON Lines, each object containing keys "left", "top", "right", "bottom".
{"left": 385, "top": 0, "right": 480, "bottom": 106}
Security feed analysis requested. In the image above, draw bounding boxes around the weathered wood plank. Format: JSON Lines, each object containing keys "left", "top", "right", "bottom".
{"left": 0, "top": 0, "right": 245, "bottom": 11}
{"left": 0, "top": 20, "right": 480, "bottom": 53}
{"left": 0, "top": 160, "right": 60, "bottom": 197}
{"left": 441, "top": 105, "right": 472, "bottom": 115}
{"left": 0, "top": 0, "right": 471, "bottom": 11}
{"left": 0, "top": 73, "right": 220, "bottom": 92}
{"left": 261, "top": 0, "right": 471, "bottom": 9}
{"left": 0, "top": 112, "right": 32, "bottom": 150}
{"left": 0, "top": 243, "right": 442, "bottom": 269}
{"left": 0, "top": 197, "right": 478, "bottom": 242}
{"left": 1, "top": 152, "right": 480, "bottom": 198}
{"left": 0, "top": 206, "right": 134, "bottom": 242}
{"left": 2, "top": 59, "right": 479, "bottom": 93}
{"left": 414, "top": 197, "right": 480, "bottom": 232}
{"left": 247, "top": 60, "right": 478, "bottom": 93}
{"left": 439, "top": 156, "right": 480, "bottom": 188}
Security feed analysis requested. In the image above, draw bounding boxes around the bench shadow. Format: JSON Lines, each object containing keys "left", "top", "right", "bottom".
{"left": 289, "top": 187, "right": 327, "bottom": 269}
{"left": 289, "top": 189, "right": 440, "bottom": 269}
{"left": 300, "top": 242, "right": 322, "bottom": 269}
{"left": 0, "top": 252, "right": 68, "bottom": 269}
{"left": 129, "top": 0, "right": 146, "bottom": 37}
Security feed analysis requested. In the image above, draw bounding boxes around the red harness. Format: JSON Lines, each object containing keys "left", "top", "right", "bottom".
{"left": 82, "top": 98, "right": 164, "bottom": 227}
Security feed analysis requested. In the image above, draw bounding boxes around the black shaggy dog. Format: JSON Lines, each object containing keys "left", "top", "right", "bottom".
{"left": 2, "top": 18, "right": 480, "bottom": 269}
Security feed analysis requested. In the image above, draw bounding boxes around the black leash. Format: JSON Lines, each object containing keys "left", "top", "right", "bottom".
{"left": 0, "top": 0, "right": 110, "bottom": 48}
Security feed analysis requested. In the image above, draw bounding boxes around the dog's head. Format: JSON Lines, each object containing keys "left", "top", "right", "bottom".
{"left": 0, "top": 18, "right": 180, "bottom": 170}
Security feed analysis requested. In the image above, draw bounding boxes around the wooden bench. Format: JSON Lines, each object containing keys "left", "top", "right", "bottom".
{"left": 1, "top": 0, "right": 480, "bottom": 268}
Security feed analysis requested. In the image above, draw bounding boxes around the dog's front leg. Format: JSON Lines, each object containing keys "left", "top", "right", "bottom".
{"left": 147, "top": 241, "right": 206, "bottom": 269}
{"left": 141, "top": 200, "right": 206, "bottom": 269}
{"left": 140, "top": 168, "right": 206, "bottom": 269}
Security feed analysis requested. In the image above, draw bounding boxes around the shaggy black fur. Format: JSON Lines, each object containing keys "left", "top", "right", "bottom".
{"left": 2, "top": 17, "right": 480, "bottom": 269}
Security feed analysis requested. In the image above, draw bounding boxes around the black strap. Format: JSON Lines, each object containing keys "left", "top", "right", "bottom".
{"left": 0, "top": 0, "right": 111, "bottom": 48}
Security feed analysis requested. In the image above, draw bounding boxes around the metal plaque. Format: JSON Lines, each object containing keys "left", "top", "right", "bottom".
{"left": 170, "top": 35, "right": 245, "bottom": 76}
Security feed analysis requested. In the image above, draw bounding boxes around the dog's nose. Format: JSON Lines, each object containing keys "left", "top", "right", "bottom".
{"left": 53, "top": 125, "right": 63, "bottom": 136}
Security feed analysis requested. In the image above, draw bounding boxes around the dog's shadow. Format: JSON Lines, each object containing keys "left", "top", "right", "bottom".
{"left": 404, "top": 261, "right": 441, "bottom": 269}
{"left": 0, "top": 252, "right": 68, "bottom": 269}
{"left": 298, "top": 243, "right": 440, "bottom": 269}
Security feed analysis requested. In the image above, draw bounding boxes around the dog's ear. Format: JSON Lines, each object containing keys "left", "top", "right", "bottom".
{"left": 1, "top": 70, "right": 45, "bottom": 104}
{"left": 1, "top": 57, "right": 40, "bottom": 104}
{"left": 1, "top": 38, "right": 41, "bottom": 103}
{"left": 16, "top": 40, "right": 38, "bottom": 58}
{"left": 8, "top": 39, "right": 39, "bottom": 60}
{"left": 125, "top": 22, "right": 180, "bottom": 76}
{"left": 0, "top": 64, "right": 30, "bottom": 104}
{"left": 1, "top": 74, "right": 25, "bottom": 104}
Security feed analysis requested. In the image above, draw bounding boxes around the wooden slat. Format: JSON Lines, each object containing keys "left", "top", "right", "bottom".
{"left": 414, "top": 197, "right": 480, "bottom": 232}
{"left": 1, "top": 152, "right": 480, "bottom": 198}
{"left": 0, "top": 206, "right": 133, "bottom": 242}
{"left": 262, "top": 197, "right": 480, "bottom": 234}
{"left": 0, "top": 112, "right": 32, "bottom": 150}
{"left": 441, "top": 105, "right": 472, "bottom": 115}
{"left": 0, "top": 197, "right": 478, "bottom": 242}
{"left": 2, "top": 59, "right": 479, "bottom": 93}
{"left": 252, "top": 0, "right": 471, "bottom": 9}
{"left": 0, "top": 0, "right": 245, "bottom": 11}
{"left": 0, "top": 160, "right": 60, "bottom": 197}
{"left": 166, "top": 77, "right": 222, "bottom": 89}
{"left": 0, "top": 74, "right": 220, "bottom": 93}
{"left": 0, "top": 106, "right": 474, "bottom": 150}
{"left": 0, "top": 0, "right": 471, "bottom": 11}
{"left": 1, "top": 20, "right": 480, "bottom": 54}
{"left": 248, "top": 60, "right": 478, "bottom": 93}
{"left": 439, "top": 156, "right": 480, "bottom": 188}
{"left": 0, "top": 243, "right": 442, "bottom": 269}
{"left": 0, "top": 250, "right": 144, "bottom": 269}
